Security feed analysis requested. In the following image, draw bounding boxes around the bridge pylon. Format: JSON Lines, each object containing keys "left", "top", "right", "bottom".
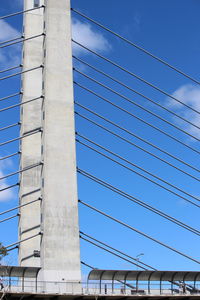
{"left": 19, "top": 0, "right": 81, "bottom": 284}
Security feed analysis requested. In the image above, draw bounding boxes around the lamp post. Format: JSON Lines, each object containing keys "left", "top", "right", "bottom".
{"left": 136, "top": 253, "right": 144, "bottom": 270}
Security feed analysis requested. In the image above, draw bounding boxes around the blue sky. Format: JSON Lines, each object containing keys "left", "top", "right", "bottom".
{"left": 0, "top": 0, "right": 200, "bottom": 278}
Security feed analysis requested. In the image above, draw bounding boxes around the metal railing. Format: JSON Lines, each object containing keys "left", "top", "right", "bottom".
{"left": 0, "top": 280, "right": 200, "bottom": 296}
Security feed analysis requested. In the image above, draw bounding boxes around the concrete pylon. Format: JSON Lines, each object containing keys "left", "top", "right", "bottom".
{"left": 19, "top": 0, "right": 44, "bottom": 268}
{"left": 19, "top": 0, "right": 81, "bottom": 284}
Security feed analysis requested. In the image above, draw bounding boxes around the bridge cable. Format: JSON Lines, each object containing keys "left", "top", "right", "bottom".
{"left": 5, "top": 232, "right": 42, "bottom": 249}
{"left": 71, "top": 9, "right": 200, "bottom": 86}
{"left": 0, "top": 152, "right": 20, "bottom": 161}
{"left": 0, "top": 36, "right": 23, "bottom": 46}
{"left": 0, "top": 92, "right": 21, "bottom": 103}
{"left": 0, "top": 183, "right": 19, "bottom": 193}
{"left": 0, "top": 162, "right": 43, "bottom": 181}
{"left": 0, "top": 127, "right": 42, "bottom": 148}
{"left": 0, "top": 198, "right": 41, "bottom": 217}
{"left": 0, "top": 65, "right": 43, "bottom": 82}
{"left": 81, "top": 261, "right": 94, "bottom": 270}
{"left": 75, "top": 69, "right": 200, "bottom": 141}
{"left": 73, "top": 57, "right": 199, "bottom": 131}
{"left": 79, "top": 199, "right": 200, "bottom": 265}
{"left": 75, "top": 106, "right": 200, "bottom": 174}
{"left": 0, "top": 214, "right": 19, "bottom": 224}
{"left": 80, "top": 235, "right": 146, "bottom": 270}
{"left": 80, "top": 231, "right": 155, "bottom": 270}
{"left": 80, "top": 235, "right": 196, "bottom": 290}
{"left": 77, "top": 168, "right": 200, "bottom": 231}
{"left": 75, "top": 109, "right": 200, "bottom": 178}
{"left": 75, "top": 83, "right": 200, "bottom": 155}
{"left": 72, "top": 40, "right": 200, "bottom": 115}
{"left": 0, "top": 64, "right": 22, "bottom": 74}
{"left": 76, "top": 135, "right": 200, "bottom": 203}
{"left": 22, "top": 189, "right": 41, "bottom": 199}
{"left": 0, "top": 33, "right": 45, "bottom": 49}
{"left": 0, "top": 122, "right": 20, "bottom": 132}
{"left": 0, "top": 5, "right": 45, "bottom": 20}
{"left": 0, "top": 96, "right": 43, "bottom": 114}
{"left": 6, "top": 246, "right": 18, "bottom": 252}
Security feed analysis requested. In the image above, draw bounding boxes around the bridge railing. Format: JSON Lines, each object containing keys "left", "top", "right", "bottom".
{"left": 1, "top": 279, "right": 200, "bottom": 296}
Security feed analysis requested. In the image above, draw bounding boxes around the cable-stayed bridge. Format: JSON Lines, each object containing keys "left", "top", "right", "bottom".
{"left": 0, "top": 0, "right": 200, "bottom": 299}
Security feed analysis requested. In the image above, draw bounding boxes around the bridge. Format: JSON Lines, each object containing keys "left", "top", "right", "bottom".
{"left": 0, "top": 0, "right": 199, "bottom": 299}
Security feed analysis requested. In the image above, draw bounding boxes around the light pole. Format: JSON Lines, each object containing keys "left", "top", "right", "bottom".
{"left": 136, "top": 253, "right": 144, "bottom": 270}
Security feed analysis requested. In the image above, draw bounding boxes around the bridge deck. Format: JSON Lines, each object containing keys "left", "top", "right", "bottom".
{"left": 1, "top": 292, "right": 200, "bottom": 300}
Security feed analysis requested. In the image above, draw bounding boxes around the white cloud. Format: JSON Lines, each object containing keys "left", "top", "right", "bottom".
{"left": 0, "top": 20, "right": 21, "bottom": 68}
{"left": 167, "top": 84, "right": 200, "bottom": 139}
{"left": 0, "top": 181, "right": 14, "bottom": 202}
{"left": 0, "top": 17, "right": 111, "bottom": 68}
{"left": 0, "top": 20, "right": 20, "bottom": 42}
{"left": 170, "top": 84, "right": 200, "bottom": 109}
{"left": 0, "top": 51, "right": 7, "bottom": 63}
{"left": 72, "top": 19, "right": 111, "bottom": 56}
{"left": 0, "top": 159, "right": 14, "bottom": 202}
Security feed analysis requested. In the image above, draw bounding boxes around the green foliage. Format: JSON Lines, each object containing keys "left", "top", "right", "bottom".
{"left": 0, "top": 243, "right": 7, "bottom": 261}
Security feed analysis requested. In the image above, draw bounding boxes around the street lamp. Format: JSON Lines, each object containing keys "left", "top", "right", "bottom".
{"left": 136, "top": 253, "right": 144, "bottom": 270}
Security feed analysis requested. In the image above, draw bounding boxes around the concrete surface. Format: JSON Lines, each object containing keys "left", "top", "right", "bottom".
{"left": 39, "top": 0, "right": 81, "bottom": 283}
{"left": 19, "top": 0, "right": 81, "bottom": 284}
{"left": 19, "top": 0, "right": 44, "bottom": 267}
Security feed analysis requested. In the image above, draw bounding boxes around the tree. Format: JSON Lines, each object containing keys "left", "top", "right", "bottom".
{"left": 0, "top": 244, "right": 7, "bottom": 262}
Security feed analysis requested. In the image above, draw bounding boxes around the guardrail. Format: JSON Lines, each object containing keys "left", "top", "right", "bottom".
{"left": 0, "top": 280, "right": 200, "bottom": 296}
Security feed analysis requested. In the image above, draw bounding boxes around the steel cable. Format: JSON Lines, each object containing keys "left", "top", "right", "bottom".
{"left": 72, "top": 9, "right": 200, "bottom": 86}
{"left": 0, "top": 214, "right": 19, "bottom": 224}
{"left": 76, "top": 134, "right": 200, "bottom": 203}
{"left": 0, "top": 162, "right": 42, "bottom": 181}
{"left": 6, "top": 246, "right": 18, "bottom": 252}
{"left": 77, "top": 168, "right": 200, "bottom": 231}
{"left": 80, "top": 235, "right": 146, "bottom": 270}
{"left": 79, "top": 199, "right": 200, "bottom": 265}
{"left": 75, "top": 83, "right": 200, "bottom": 155}
{"left": 75, "top": 69, "right": 200, "bottom": 142}
{"left": 0, "top": 65, "right": 43, "bottom": 82}
{"left": 0, "top": 5, "right": 45, "bottom": 20}
{"left": 0, "top": 198, "right": 41, "bottom": 217}
{"left": 0, "top": 95, "right": 43, "bottom": 114}
{"left": 5, "top": 232, "right": 42, "bottom": 249}
{"left": 0, "top": 36, "right": 23, "bottom": 46}
{"left": 0, "top": 152, "right": 20, "bottom": 161}
{"left": 0, "top": 127, "right": 42, "bottom": 147}
{"left": 75, "top": 104, "right": 200, "bottom": 174}
{"left": 0, "top": 122, "right": 20, "bottom": 132}
{"left": 0, "top": 183, "right": 19, "bottom": 193}
{"left": 80, "top": 232, "right": 155, "bottom": 270}
{"left": 0, "top": 64, "right": 22, "bottom": 74}
{"left": 72, "top": 40, "right": 200, "bottom": 114}
{"left": 81, "top": 261, "right": 94, "bottom": 269}
{"left": 75, "top": 110, "right": 200, "bottom": 181}
{"left": 0, "top": 33, "right": 45, "bottom": 49}
{"left": 77, "top": 140, "right": 200, "bottom": 208}
{"left": 73, "top": 57, "right": 200, "bottom": 131}
{"left": 0, "top": 92, "right": 21, "bottom": 103}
